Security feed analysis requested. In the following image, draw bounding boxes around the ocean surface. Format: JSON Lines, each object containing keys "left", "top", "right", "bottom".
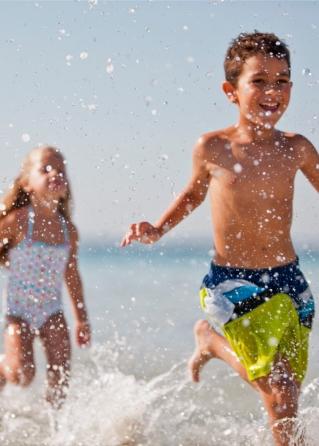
{"left": 1, "top": 242, "right": 319, "bottom": 446}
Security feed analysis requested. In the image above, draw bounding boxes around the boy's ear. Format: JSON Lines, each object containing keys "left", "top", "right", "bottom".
{"left": 222, "top": 81, "right": 238, "bottom": 104}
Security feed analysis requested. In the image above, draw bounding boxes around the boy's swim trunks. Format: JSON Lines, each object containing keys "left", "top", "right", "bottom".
{"left": 200, "top": 259, "right": 314, "bottom": 381}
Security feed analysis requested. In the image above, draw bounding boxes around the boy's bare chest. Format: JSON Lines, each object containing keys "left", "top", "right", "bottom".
{"left": 209, "top": 151, "right": 297, "bottom": 199}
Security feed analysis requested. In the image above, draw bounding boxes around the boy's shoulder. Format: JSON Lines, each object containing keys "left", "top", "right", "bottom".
{"left": 197, "top": 127, "right": 234, "bottom": 146}
{"left": 278, "top": 130, "right": 317, "bottom": 161}
{"left": 195, "top": 128, "right": 316, "bottom": 155}
{"left": 193, "top": 127, "right": 239, "bottom": 165}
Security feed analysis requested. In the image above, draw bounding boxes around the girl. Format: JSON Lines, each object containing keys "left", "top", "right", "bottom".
{"left": 0, "top": 146, "right": 90, "bottom": 407}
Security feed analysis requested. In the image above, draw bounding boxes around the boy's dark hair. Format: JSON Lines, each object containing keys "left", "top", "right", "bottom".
{"left": 224, "top": 31, "right": 291, "bottom": 85}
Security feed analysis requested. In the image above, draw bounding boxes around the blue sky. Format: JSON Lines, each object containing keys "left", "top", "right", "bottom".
{"left": 0, "top": 0, "right": 318, "bottom": 245}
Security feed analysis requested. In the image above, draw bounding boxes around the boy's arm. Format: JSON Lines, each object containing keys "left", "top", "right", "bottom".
{"left": 299, "top": 137, "right": 319, "bottom": 192}
{"left": 64, "top": 224, "right": 91, "bottom": 347}
{"left": 121, "top": 137, "right": 211, "bottom": 246}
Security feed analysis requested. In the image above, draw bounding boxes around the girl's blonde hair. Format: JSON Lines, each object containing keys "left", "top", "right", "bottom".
{"left": 0, "top": 146, "right": 72, "bottom": 264}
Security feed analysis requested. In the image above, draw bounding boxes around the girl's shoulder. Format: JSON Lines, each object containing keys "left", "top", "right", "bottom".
{"left": 0, "top": 207, "right": 28, "bottom": 238}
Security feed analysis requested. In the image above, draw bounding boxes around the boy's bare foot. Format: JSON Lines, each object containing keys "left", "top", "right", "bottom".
{"left": 188, "top": 319, "right": 218, "bottom": 382}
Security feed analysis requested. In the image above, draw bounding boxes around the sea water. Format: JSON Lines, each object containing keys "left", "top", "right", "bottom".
{"left": 0, "top": 242, "right": 319, "bottom": 445}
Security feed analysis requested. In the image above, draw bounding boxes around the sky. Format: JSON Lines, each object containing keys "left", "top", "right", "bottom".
{"left": 0, "top": 0, "right": 319, "bottom": 246}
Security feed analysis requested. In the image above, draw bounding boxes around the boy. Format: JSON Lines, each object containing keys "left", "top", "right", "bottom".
{"left": 121, "top": 32, "right": 319, "bottom": 445}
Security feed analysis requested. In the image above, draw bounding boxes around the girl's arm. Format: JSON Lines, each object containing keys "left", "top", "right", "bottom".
{"left": 0, "top": 208, "right": 27, "bottom": 255}
{"left": 65, "top": 224, "right": 91, "bottom": 347}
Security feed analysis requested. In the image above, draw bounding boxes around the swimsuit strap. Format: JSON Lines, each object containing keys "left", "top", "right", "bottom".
{"left": 26, "top": 208, "right": 35, "bottom": 241}
{"left": 27, "top": 207, "right": 69, "bottom": 245}
{"left": 59, "top": 214, "right": 69, "bottom": 245}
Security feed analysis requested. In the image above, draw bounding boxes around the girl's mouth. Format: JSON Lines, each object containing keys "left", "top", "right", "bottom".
{"left": 48, "top": 180, "right": 66, "bottom": 190}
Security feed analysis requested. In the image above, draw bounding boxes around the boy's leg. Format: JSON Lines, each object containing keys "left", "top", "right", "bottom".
{"left": 255, "top": 358, "right": 303, "bottom": 446}
{"left": 0, "top": 318, "right": 36, "bottom": 387}
{"left": 189, "top": 322, "right": 304, "bottom": 445}
{"left": 189, "top": 319, "right": 257, "bottom": 387}
{"left": 40, "top": 312, "right": 71, "bottom": 408}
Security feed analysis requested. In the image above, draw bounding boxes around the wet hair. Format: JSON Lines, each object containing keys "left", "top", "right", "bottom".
{"left": 0, "top": 146, "right": 72, "bottom": 265}
{"left": 224, "top": 31, "right": 291, "bottom": 86}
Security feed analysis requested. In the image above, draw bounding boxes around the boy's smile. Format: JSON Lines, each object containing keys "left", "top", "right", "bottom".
{"left": 225, "top": 54, "right": 292, "bottom": 130}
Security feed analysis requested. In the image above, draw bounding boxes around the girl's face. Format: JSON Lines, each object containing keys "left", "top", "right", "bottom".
{"left": 25, "top": 150, "right": 68, "bottom": 201}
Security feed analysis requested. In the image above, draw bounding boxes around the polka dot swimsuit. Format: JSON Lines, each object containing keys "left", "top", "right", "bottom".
{"left": 4, "top": 209, "right": 70, "bottom": 331}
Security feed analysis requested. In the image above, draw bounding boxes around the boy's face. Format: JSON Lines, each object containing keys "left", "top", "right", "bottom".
{"left": 225, "top": 54, "right": 292, "bottom": 129}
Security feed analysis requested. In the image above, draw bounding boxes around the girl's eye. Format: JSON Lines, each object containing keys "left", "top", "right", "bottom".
{"left": 45, "top": 165, "right": 52, "bottom": 173}
{"left": 252, "top": 79, "right": 264, "bottom": 85}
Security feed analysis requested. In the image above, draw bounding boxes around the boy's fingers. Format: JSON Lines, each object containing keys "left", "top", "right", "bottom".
{"left": 135, "top": 223, "right": 141, "bottom": 237}
{"left": 121, "top": 222, "right": 154, "bottom": 247}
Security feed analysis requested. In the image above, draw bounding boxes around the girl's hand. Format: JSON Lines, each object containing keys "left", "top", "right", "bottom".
{"left": 76, "top": 321, "right": 91, "bottom": 347}
{"left": 120, "top": 222, "right": 162, "bottom": 247}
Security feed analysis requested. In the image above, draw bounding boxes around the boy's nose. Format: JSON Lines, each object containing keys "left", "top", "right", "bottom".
{"left": 264, "top": 85, "right": 276, "bottom": 94}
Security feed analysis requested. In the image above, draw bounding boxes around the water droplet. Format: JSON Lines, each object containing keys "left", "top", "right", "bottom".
{"left": 302, "top": 68, "right": 312, "bottom": 76}
{"left": 88, "top": 0, "right": 98, "bottom": 8}
{"left": 268, "top": 337, "right": 279, "bottom": 347}
{"left": 80, "top": 52, "right": 88, "bottom": 60}
{"left": 233, "top": 163, "right": 242, "bottom": 173}
{"left": 21, "top": 133, "right": 30, "bottom": 143}
{"left": 106, "top": 58, "right": 114, "bottom": 74}
{"left": 144, "top": 96, "right": 152, "bottom": 106}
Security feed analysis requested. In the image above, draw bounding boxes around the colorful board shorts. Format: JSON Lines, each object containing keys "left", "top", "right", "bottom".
{"left": 200, "top": 259, "right": 314, "bottom": 382}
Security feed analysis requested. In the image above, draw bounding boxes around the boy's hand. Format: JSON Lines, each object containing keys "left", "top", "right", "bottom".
{"left": 75, "top": 321, "right": 91, "bottom": 347}
{"left": 121, "top": 221, "right": 162, "bottom": 247}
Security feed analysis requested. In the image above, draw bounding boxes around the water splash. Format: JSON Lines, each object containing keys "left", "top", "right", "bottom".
{"left": 0, "top": 343, "right": 318, "bottom": 445}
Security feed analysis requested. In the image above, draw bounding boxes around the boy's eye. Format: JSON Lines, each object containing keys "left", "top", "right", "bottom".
{"left": 252, "top": 79, "right": 264, "bottom": 85}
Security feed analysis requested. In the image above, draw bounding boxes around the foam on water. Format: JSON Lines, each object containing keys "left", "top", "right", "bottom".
{"left": 1, "top": 341, "right": 319, "bottom": 446}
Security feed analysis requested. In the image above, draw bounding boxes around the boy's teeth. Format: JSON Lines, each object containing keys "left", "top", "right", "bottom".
{"left": 260, "top": 103, "right": 278, "bottom": 109}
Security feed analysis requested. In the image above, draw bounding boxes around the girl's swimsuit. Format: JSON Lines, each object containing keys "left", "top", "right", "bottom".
{"left": 4, "top": 208, "right": 70, "bottom": 331}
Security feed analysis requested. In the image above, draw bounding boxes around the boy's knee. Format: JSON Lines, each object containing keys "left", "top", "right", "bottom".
{"left": 194, "top": 319, "right": 210, "bottom": 334}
